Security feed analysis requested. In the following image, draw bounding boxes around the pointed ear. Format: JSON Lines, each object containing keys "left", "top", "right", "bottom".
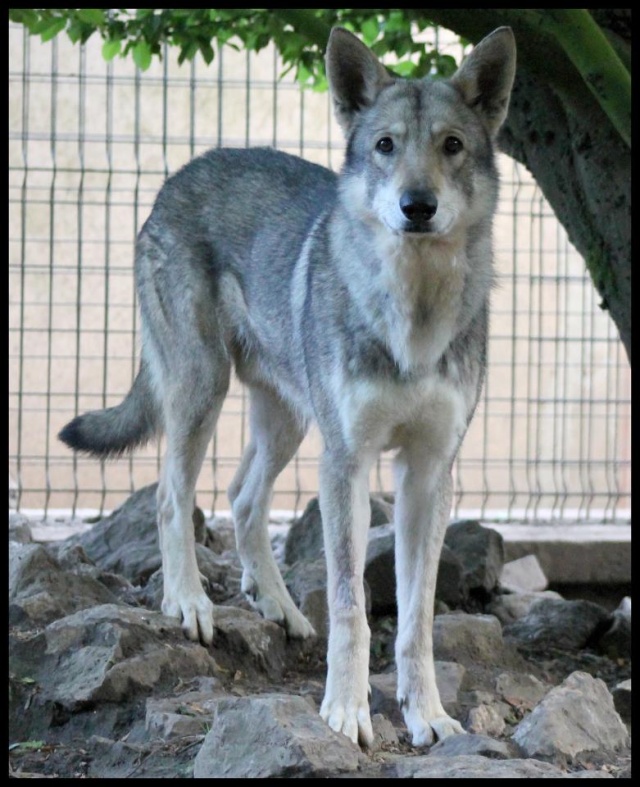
{"left": 450, "top": 27, "right": 516, "bottom": 137}
{"left": 326, "top": 27, "right": 395, "bottom": 134}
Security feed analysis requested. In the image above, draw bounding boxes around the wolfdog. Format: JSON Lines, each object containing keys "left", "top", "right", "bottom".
{"left": 60, "top": 26, "right": 516, "bottom": 747}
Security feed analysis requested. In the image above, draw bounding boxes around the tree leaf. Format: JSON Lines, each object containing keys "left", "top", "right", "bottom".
{"left": 361, "top": 18, "right": 379, "bottom": 45}
{"left": 40, "top": 17, "right": 67, "bottom": 43}
{"left": 9, "top": 9, "right": 38, "bottom": 30}
{"left": 77, "top": 9, "right": 105, "bottom": 27}
{"left": 102, "top": 39, "right": 122, "bottom": 61}
{"left": 132, "top": 40, "right": 152, "bottom": 71}
{"left": 392, "top": 60, "right": 418, "bottom": 77}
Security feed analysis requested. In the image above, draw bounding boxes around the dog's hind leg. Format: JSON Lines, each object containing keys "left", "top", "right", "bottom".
{"left": 135, "top": 230, "right": 233, "bottom": 644}
{"left": 393, "top": 442, "right": 466, "bottom": 746}
{"left": 229, "top": 385, "right": 315, "bottom": 639}
{"left": 156, "top": 352, "right": 230, "bottom": 645}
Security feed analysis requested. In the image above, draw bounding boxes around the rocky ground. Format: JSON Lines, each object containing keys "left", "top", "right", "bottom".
{"left": 9, "top": 487, "right": 631, "bottom": 778}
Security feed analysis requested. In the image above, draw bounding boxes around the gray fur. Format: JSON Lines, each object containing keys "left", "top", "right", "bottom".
{"left": 59, "top": 26, "right": 516, "bottom": 748}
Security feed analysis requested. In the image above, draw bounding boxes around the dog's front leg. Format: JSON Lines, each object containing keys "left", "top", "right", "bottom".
{"left": 393, "top": 448, "right": 466, "bottom": 746}
{"left": 318, "top": 451, "right": 374, "bottom": 748}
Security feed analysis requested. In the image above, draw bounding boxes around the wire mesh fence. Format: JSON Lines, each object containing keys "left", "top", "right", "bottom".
{"left": 8, "top": 23, "right": 631, "bottom": 523}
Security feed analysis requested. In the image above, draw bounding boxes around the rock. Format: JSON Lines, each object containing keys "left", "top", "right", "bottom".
{"left": 209, "top": 604, "right": 288, "bottom": 679}
{"left": 445, "top": 521, "right": 504, "bottom": 597}
{"left": 284, "top": 495, "right": 393, "bottom": 566}
{"left": 512, "top": 671, "right": 629, "bottom": 764}
{"left": 137, "top": 544, "right": 243, "bottom": 611}
{"left": 371, "top": 713, "right": 399, "bottom": 748}
{"left": 364, "top": 525, "right": 396, "bottom": 614}
{"left": 288, "top": 509, "right": 466, "bottom": 617}
{"left": 435, "top": 544, "right": 467, "bottom": 607}
{"left": 192, "top": 505, "right": 207, "bottom": 544}
{"left": 284, "top": 498, "right": 324, "bottom": 565}
{"left": 9, "top": 603, "right": 219, "bottom": 744}
{"left": 435, "top": 661, "right": 467, "bottom": 708}
{"left": 429, "top": 732, "right": 516, "bottom": 759}
{"left": 387, "top": 754, "right": 575, "bottom": 778}
{"left": 500, "top": 554, "right": 548, "bottom": 593}
{"left": 433, "top": 612, "right": 515, "bottom": 667}
{"left": 7, "top": 497, "right": 633, "bottom": 779}
{"left": 363, "top": 527, "right": 465, "bottom": 615}
{"left": 369, "top": 662, "right": 465, "bottom": 722}
{"left": 594, "top": 597, "right": 631, "bottom": 659}
{"left": 466, "top": 703, "right": 506, "bottom": 736}
{"left": 195, "top": 544, "right": 243, "bottom": 598}
{"left": 205, "top": 515, "right": 236, "bottom": 554}
{"left": 369, "top": 671, "right": 403, "bottom": 724}
{"left": 284, "top": 558, "right": 331, "bottom": 639}
{"left": 611, "top": 679, "right": 631, "bottom": 724}
{"left": 145, "top": 684, "right": 225, "bottom": 741}
{"left": 486, "top": 590, "right": 563, "bottom": 625}
{"left": 67, "top": 485, "right": 162, "bottom": 582}
{"left": 9, "top": 511, "right": 32, "bottom": 543}
{"left": 495, "top": 672, "right": 549, "bottom": 711}
{"left": 504, "top": 598, "right": 610, "bottom": 651}
{"left": 9, "top": 542, "right": 119, "bottom": 626}
{"left": 369, "top": 495, "right": 394, "bottom": 527}
{"left": 193, "top": 694, "right": 360, "bottom": 778}
{"left": 52, "top": 542, "right": 140, "bottom": 605}
{"left": 145, "top": 698, "right": 211, "bottom": 741}
{"left": 41, "top": 605, "right": 217, "bottom": 708}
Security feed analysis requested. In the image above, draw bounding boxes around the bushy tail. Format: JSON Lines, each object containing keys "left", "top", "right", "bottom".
{"left": 59, "top": 362, "right": 160, "bottom": 458}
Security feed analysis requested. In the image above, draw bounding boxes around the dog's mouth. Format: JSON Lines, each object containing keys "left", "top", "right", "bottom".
{"left": 402, "top": 219, "right": 437, "bottom": 235}
{"left": 401, "top": 218, "right": 455, "bottom": 238}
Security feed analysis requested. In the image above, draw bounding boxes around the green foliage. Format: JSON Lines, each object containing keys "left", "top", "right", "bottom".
{"left": 8, "top": 8, "right": 458, "bottom": 85}
{"left": 9, "top": 740, "right": 46, "bottom": 752}
{"left": 9, "top": 8, "right": 630, "bottom": 146}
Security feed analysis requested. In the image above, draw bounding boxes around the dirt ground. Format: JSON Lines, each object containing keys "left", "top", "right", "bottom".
{"left": 8, "top": 609, "right": 631, "bottom": 779}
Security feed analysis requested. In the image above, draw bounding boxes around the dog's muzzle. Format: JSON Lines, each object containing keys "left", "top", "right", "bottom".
{"left": 399, "top": 189, "right": 438, "bottom": 233}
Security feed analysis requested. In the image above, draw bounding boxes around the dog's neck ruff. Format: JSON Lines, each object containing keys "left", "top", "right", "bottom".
{"left": 342, "top": 222, "right": 470, "bottom": 375}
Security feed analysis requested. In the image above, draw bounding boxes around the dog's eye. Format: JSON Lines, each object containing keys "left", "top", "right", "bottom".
{"left": 444, "top": 136, "right": 464, "bottom": 155}
{"left": 375, "top": 137, "right": 394, "bottom": 155}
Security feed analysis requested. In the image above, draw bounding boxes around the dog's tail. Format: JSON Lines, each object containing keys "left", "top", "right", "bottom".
{"left": 58, "top": 361, "right": 160, "bottom": 458}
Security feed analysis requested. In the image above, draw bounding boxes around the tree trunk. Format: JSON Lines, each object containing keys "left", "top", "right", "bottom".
{"left": 499, "top": 71, "right": 631, "bottom": 363}
{"left": 421, "top": 9, "right": 631, "bottom": 364}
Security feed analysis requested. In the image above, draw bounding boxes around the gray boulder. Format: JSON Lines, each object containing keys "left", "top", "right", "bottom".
{"left": 487, "top": 589, "right": 563, "bottom": 625}
{"left": 66, "top": 485, "right": 162, "bottom": 581}
{"left": 512, "top": 671, "right": 629, "bottom": 763}
{"left": 594, "top": 596, "right": 631, "bottom": 660}
{"left": 445, "top": 520, "right": 505, "bottom": 596}
{"left": 284, "top": 495, "right": 393, "bottom": 566}
{"left": 434, "top": 612, "right": 518, "bottom": 667}
{"left": 387, "top": 753, "right": 578, "bottom": 778}
{"left": 500, "top": 554, "right": 548, "bottom": 593}
{"left": 193, "top": 694, "right": 360, "bottom": 778}
{"left": 504, "top": 598, "right": 610, "bottom": 651}
{"left": 9, "top": 542, "right": 118, "bottom": 626}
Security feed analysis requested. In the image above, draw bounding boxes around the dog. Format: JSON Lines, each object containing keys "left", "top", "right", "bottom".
{"left": 59, "top": 26, "right": 516, "bottom": 747}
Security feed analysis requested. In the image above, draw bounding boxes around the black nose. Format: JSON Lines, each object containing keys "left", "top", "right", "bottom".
{"left": 399, "top": 189, "right": 438, "bottom": 222}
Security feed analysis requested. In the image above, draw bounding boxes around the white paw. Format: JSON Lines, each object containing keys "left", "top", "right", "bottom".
{"left": 242, "top": 571, "right": 315, "bottom": 639}
{"left": 162, "top": 589, "right": 215, "bottom": 645}
{"left": 320, "top": 695, "right": 374, "bottom": 748}
{"left": 404, "top": 706, "right": 466, "bottom": 747}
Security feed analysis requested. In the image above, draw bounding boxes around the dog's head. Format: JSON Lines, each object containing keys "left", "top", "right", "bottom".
{"left": 326, "top": 27, "right": 516, "bottom": 239}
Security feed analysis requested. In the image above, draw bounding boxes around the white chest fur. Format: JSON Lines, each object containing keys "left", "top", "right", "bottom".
{"left": 380, "top": 234, "right": 468, "bottom": 372}
{"left": 337, "top": 371, "right": 468, "bottom": 461}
